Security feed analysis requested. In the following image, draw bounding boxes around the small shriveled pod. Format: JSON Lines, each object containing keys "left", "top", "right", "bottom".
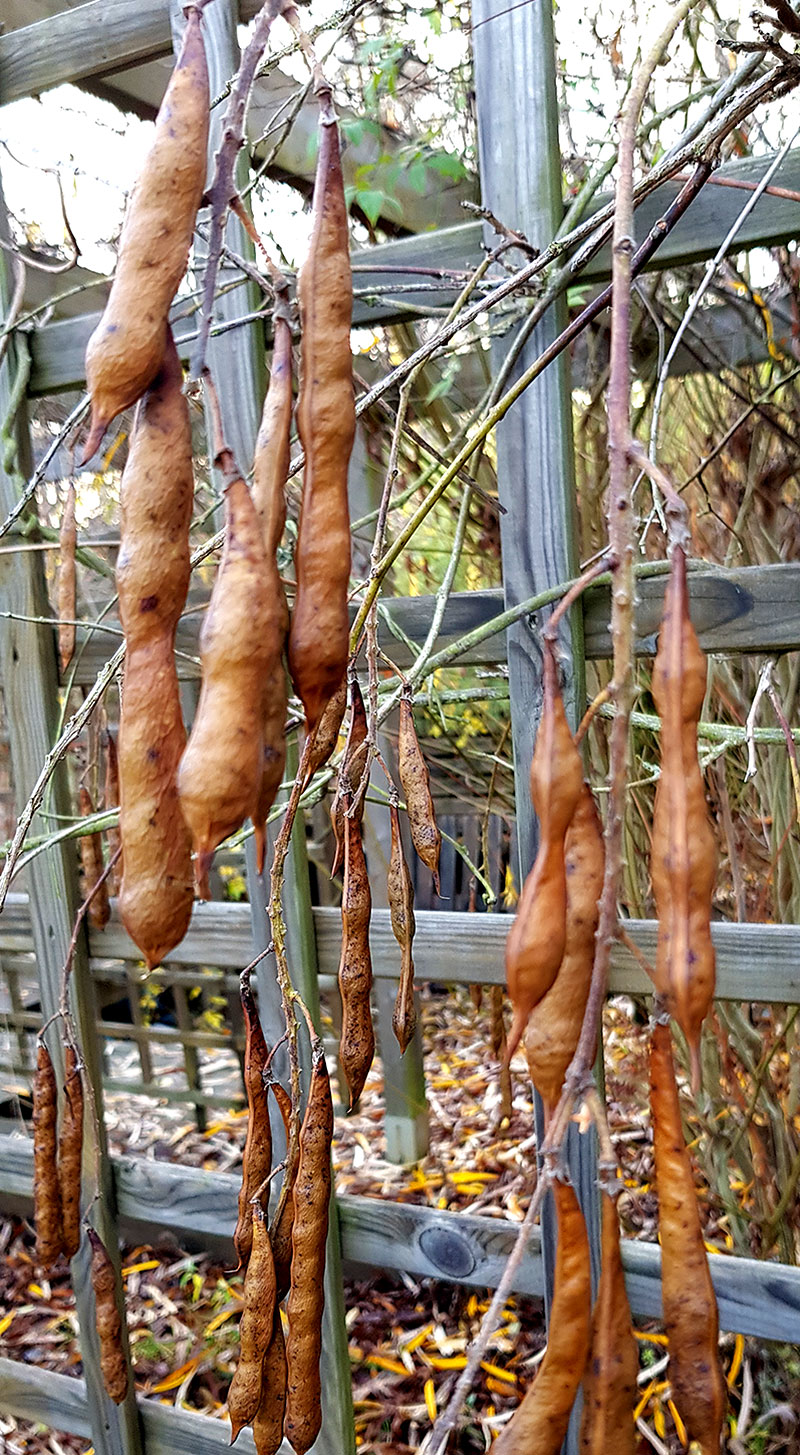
{"left": 330, "top": 674, "right": 368, "bottom": 878}
{"left": 78, "top": 786, "right": 110, "bottom": 931}
{"left": 116, "top": 332, "right": 194, "bottom": 967}
{"left": 234, "top": 972, "right": 272, "bottom": 1270}
{"left": 178, "top": 459, "right": 275, "bottom": 890}
{"left": 268, "top": 1076, "right": 296, "bottom": 1302}
{"left": 57, "top": 481, "right": 77, "bottom": 674}
{"left": 284, "top": 1040, "right": 334, "bottom": 1455}
{"left": 57, "top": 1043, "right": 84, "bottom": 1261}
{"left": 650, "top": 1018, "right": 726, "bottom": 1452}
{"left": 524, "top": 782, "right": 604, "bottom": 1114}
{"left": 579, "top": 1188, "right": 638, "bottom": 1453}
{"left": 33, "top": 1040, "right": 63, "bottom": 1267}
{"left": 228, "top": 1206, "right": 278, "bottom": 1442}
{"left": 87, "top": 1225, "right": 129, "bottom": 1404}
{"left": 651, "top": 545, "right": 716, "bottom": 1090}
{"left": 252, "top": 292, "right": 292, "bottom": 874}
{"left": 337, "top": 804, "right": 374, "bottom": 1110}
{"left": 83, "top": 7, "right": 210, "bottom": 460}
{"left": 301, "top": 674, "right": 347, "bottom": 786}
{"left": 287, "top": 88, "right": 355, "bottom": 734}
{"left": 387, "top": 798, "right": 417, "bottom": 1054}
{"left": 397, "top": 688, "right": 441, "bottom": 893}
{"left": 494, "top": 1179, "right": 592, "bottom": 1454}
{"left": 505, "top": 642, "right": 583, "bottom": 1059}
{"left": 252, "top": 1308, "right": 287, "bottom": 1455}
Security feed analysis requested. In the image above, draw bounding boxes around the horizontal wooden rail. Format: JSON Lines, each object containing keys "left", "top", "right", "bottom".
{"left": 2, "top": 1137, "right": 800, "bottom": 1342}
{"left": 3, "top": 894, "right": 800, "bottom": 1004}
{"left": 45, "top": 563, "right": 800, "bottom": 686}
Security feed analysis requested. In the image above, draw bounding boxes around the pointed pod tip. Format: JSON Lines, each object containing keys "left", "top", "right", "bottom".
{"left": 80, "top": 411, "right": 108, "bottom": 466}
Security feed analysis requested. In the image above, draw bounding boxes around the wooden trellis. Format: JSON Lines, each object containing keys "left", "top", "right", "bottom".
{"left": 1, "top": 3, "right": 800, "bottom": 1455}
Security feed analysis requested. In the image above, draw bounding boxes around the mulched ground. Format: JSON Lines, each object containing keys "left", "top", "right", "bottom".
{"left": 1, "top": 988, "right": 796, "bottom": 1452}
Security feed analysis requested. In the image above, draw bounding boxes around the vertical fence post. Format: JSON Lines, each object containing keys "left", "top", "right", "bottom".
{"left": 0, "top": 188, "right": 143, "bottom": 1455}
{"left": 471, "top": 5, "right": 600, "bottom": 1448}
{"left": 170, "top": 7, "right": 355, "bottom": 1449}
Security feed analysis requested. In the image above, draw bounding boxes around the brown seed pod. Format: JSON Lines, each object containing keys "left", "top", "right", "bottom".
{"left": 268, "top": 1078, "right": 296, "bottom": 1303}
{"left": 387, "top": 799, "right": 417, "bottom": 1054}
{"left": 178, "top": 472, "right": 275, "bottom": 891}
{"left": 229, "top": 1206, "right": 278, "bottom": 1442}
{"left": 651, "top": 545, "right": 716, "bottom": 1090}
{"left": 57, "top": 1043, "right": 84, "bottom": 1262}
{"left": 284, "top": 1041, "right": 334, "bottom": 1455}
{"left": 82, "top": 8, "right": 209, "bottom": 460}
{"left": 302, "top": 674, "right": 347, "bottom": 786}
{"left": 57, "top": 481, "right": 77, "bottom": 675}
{"left": 33, "top": 1040, "right": 63, "bottom": 1267}
{"left": 337, "top": 806, "right": 374, "bottom": 1110}
{"left": 505, "top": 643, "right": 583, "bottom": 1060}
{"left": 330, "top": 675, "right": 368, "bottom": 879}
{"left": 103, "top": 729, "right": 122, "bottom": 895}
{"left": 78, "top": 786, "right": 110, "bottom": 931}
{"left": 116, "top": 330, "right": 194, "bottom": 967}
{"left": 252, "top": 300, "right": 292, "bottom": 874}
{"left": 87, "top": 1225, "right": 129, "bottom": 1405}
{"left": 252, "top": 1308, "right": 287, "bottom": 1455}
{"left": 524, "top": 782, "right": 604, "bottom": 1114}
{"left": 579, "top": 1188, "right": 638, "bottom": 1454}
{"left": 494, "top": 1179, "right": 592, "bottom": 1454}
{"left": 650, "top": 1019, "right": 726, "bottom": 1451}
{"left": 234, "top": 974, "right": 272, "bottom": 1270}
{"left": 397, "top": 690, "right": 441, "bottom": 893}
{"left": 287, "top": 98, "right": 355, "bottom": 734}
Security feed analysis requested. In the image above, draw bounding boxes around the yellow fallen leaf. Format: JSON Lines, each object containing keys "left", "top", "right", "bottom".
{"left": 0, "top": 1311, "right": 16, "bottom": 1336}
{"left": 633, "top": 1379, "right": 657, "bottom": 1422}
{"left": 205, "top": 1308, "right": 236, "bottom": 1335}
{"left": 403, "top": 1323, "right": 434, "bottom": 1354}
{"left": 668, "top": 1398, "right": 688, "bottom": 1446}
{"left": 449, "top": 1171, "right": 496, "bottom": 1185}
{"left": 425, "top": 1356, "right": 467, "bottom": 1371}
{"left": 365, "top": 1355, "right": 407, "bottom": 1375}
{"left": 727, "top": 1332, "right": 745, "bottom": 1388}
{"left": 654, "top": 1399, "right": 667, "bottom": 1437}
{"left": 424, "top": 1377, "right": 437, "bottom": 1422}
{"left": 150, "top": 1358, "right": 199, "bottom": 1393}
{"left": 122, "top": 1260, "right": 160, "bottom": 1277}
{"left": 633, "top": 1330, "right": 668, "bottom": 1345}
{"left": 480, "top": 1361, "right": 516, "bottom": 1384}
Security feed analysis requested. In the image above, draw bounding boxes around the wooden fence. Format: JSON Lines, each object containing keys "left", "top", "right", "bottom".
{"left": 1, "top": 4, "right": 800, "bottom": 1455}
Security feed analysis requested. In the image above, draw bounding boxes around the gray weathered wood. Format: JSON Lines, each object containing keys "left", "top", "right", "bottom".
{"left": 472, "top": 7, "right": 598, "bottom": 1419}
{"left": 7, "top": 894, "right": 800, "bottom": 1004}
{"left": 59, "top": 562, "right": 800, "bottom": 687}
{"left": 0, "top": 187, "right": 142, "bottom": 1454}
{"left": 3, "top": 1139, "right": 800, "bottom": 1343}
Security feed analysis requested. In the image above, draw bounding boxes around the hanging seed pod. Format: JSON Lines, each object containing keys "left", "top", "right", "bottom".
{"left": 87, "top": 1225, "right": 130, "bottom": 1404}
{"left": 252, "top": 1308, "right": 287, "bottom": 1455}
{"left": 83, "top": 6, "right": 209, "bottom": 460}
{"left": 505, "top": 642, "right": 583, "bottom": 1060}
{"left": 33, "top": 1040, "right": 63, "bottom": 1267}
{"left": 524, "top": 782, "right": 604, "bottom": 1115}
{"left": 252, "top": 295, "right": 292, "bottom": 874}
{"left": 78, "top": 786, "right": 110, "bottom": 931}
{"left": 330, "top": 675, "right": 368, "bottom": 879}
{"left": 650, "top": 1019, "right": 726, "bottom": 1451}
{"left": 337, "top": 804, "right": 375, "bottom": 1109}
{"left": 387, "top": 798, "right": 417, "bottom": 1053}
{"left": 116, "top": 330, "right": 194, "bottom": 967}
{"left": 234, "top": 973, "right": 272, "bottom": 1270}
{"left": 494, "top": 1179, "right": 592, "bottom": 1453}
{"left": 178, "top": 468, "right": 275, "bottom": 891}
{"left": 287, "top": 91, "right": 355, "bottom": 733}
{"left": 268, "top": 1077, "right": 296, "bottom": 1302}
{"left": 103, "top": 729, "right": 122, "bottom": 895}
{"left": 57, "top": 481, "right": 77, "bottom": 675}
{"left": 284, "top": 1041, "right": 334, "bottom": 1455}
{"left": 228, "top": 1206, "right": 278, "bottom": 1441}
{"left": 57, "top": 1043, "right": 84, "bottom": 1261}
{"left": 579, "top": 1188, "right": 638, "bottom": 1453}
{"left": 397, "top": 689, "right": 441, "bottom": 893}
{"left": 651, "top": 545, "right": 716, "bottom": 1091}
{"left": 301, "top": 673, "right": 348, "bottom": 787}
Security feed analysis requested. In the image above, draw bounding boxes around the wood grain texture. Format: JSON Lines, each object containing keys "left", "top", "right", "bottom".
{"left": 6, "top": 894, "right": 800, "bottom": 1004}
{"left": 0, "top": 187, "right": 141, "bottom": 1455}
{"left": 2, "top": 1141, "right": 800, "bottom": 1343}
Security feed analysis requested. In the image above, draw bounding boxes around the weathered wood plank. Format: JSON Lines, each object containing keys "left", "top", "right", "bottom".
{"left": 54, "top": 563, "right": 800, "bottom": 687}
{"left": 2, "top": 1140, "right": 800, "bottom": 1343}
{"left": 5, "top": 895, "right": 800, "bottom": 1004}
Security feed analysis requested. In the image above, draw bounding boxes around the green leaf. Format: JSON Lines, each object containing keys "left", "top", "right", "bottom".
{"left": 356, "top": 188, "right": 388, "bottom": 225}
